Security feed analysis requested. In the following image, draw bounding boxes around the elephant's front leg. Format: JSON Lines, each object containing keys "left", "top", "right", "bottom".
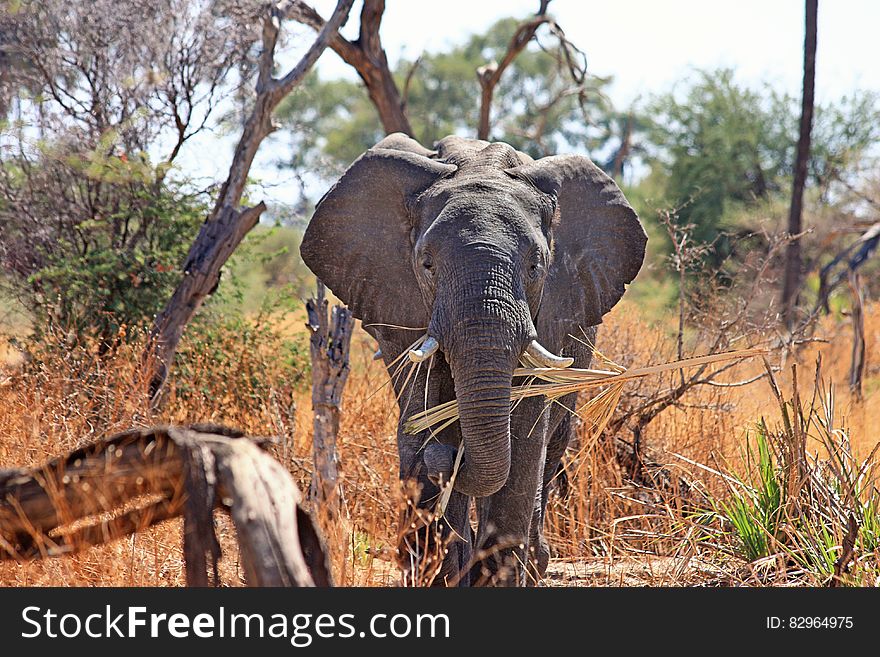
{"left": 529, "top": 407, "right": 578, "bottom": 581}
{"left": 471, "top": 397, "right": 549, "bottom": 586}
{"left": 397, "top": 427, "right": 473, "bottom": 586}
{"left": 528, "top": 336, "right": 594, "bottom": 582}
{"left": 383, "top": 347, "right": 472, "bottom": 586}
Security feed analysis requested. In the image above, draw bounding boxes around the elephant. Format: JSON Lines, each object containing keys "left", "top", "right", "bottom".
{"left": 300, "top": 133, "right": 646, "bottom": 586}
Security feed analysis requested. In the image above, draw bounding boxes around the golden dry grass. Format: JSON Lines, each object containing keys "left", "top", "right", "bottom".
{"left": 0, "top": 300, "right": 877, "bottom": 586}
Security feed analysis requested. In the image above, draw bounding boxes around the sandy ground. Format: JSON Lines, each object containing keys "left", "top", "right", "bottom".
{"left": 543, "top": 556, "right": 727, "bottom": 587}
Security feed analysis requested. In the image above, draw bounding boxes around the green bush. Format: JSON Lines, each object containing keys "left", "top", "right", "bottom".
{"left": 170, "top": 301, "right": 310, "bottom": 427}
{"left": 699, "top": 373, "right": 880, "bottom": 585}
{"left": 1, "top": 139, "right": 207, "bottom": 347}
{"left": 30, "top": 183, "right": 205, "bottom": 344}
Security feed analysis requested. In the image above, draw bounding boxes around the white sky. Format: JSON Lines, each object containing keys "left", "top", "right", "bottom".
{"left": 317, "top": 0, "right": 880, "bottom": 105}
{"left": 176, "top": 0, "right": 880, "bottom": 207}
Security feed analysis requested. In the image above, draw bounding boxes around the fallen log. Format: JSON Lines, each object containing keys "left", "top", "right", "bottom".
{"left": 0, "top": 424, "right": 331, "bottom": 587}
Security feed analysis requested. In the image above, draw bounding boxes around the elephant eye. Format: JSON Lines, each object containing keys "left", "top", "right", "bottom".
{"left": 528, "top": 257, "right": 543, "bottom": 279}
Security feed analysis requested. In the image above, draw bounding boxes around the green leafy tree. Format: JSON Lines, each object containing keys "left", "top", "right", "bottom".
{"left": 644, "top": 68, "right": 880, "bottom": 246}
{"left": 645, "top": 69, "right": 794, "bottom": 244}
{"left": 0, "top": 138, "right": 208, "bottom": 345}
{"left": 809, "top": 91, "right": 880, "bottom": 192}
{"left": 0, "top": 0, "right": 264, "bottom": 348}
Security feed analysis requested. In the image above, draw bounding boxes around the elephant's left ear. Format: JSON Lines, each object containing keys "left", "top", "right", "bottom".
{"left": 506, "top": 155, "right": 647, "bottom": 334}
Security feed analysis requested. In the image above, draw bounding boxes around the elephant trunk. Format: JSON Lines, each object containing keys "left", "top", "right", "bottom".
{"left": 447, "top": 341, "right": 515, "bottom": 497}
{"left": 426, "top": 245, "right": 536, "bottom": 497}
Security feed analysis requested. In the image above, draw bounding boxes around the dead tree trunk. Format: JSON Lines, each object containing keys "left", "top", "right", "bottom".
{"left": 0, "top": 425, "right": 331, "bottom": 587}
{"left": 145, "top": 0, "right": 354, "bottom": 402}
{"left": 306, "top": 282, "right": 354, "bottom": 521}
{"left": 290, "top": 0, "right": 412, "bottom": 135}
{"left": 781, "top": 0, "right": 818, "bottom": 325}
{"left": 847, "top": 270, "right": 865, "bottom": 400}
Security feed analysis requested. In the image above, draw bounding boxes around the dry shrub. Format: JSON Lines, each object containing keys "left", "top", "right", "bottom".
{"left": 0, "top": 315, "right": 308, "bottom": 587}
{"left": 1, "top": 295, "right": 877, "bottom": 586}
{"left": 0, "top": 331, "right": 186, "bottom": 586}
{"left": 540, "top": 299, "right": 879, "bottom": 584}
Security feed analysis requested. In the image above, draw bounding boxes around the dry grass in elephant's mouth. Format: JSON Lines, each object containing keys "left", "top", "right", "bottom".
{"left": 403, "top": 347, "right": 768, "bottom": 437}
{"left": 403, "top": 346, "right": 767, "bottom": 518}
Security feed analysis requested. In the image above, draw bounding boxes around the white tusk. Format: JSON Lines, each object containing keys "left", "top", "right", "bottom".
{"left": 408, "top": 336, "right": 439, "bottom": 363}
{"left": 524, "top": 340, "right": 574, "bottom": 369}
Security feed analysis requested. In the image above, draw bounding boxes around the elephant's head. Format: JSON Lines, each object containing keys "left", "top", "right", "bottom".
{"left": 301, "top": 134, "right": 646, "bottom": 498}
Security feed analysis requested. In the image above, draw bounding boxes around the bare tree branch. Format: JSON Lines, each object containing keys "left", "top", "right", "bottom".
{"left": 401, "top": 53, "right": 423, "bottom": 112}
{"left": 476, "top": 1, "right": 553, "bottom": 140}
{"left": 146, "top": 0, "right": 354, "bottom": 401}
{"left": 289, "top": 0, "right": 412, "bottom": 134}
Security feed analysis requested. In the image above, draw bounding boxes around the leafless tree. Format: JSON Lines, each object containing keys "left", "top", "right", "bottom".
{"left": 146, "top": 0, "right": 354, "bottom": 400}
{"left": 1, "top": 0, "right": 261, "bottom": 162}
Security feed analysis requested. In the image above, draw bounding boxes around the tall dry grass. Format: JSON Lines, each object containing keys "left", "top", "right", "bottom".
{"left": 0, "top": 300, "right": 877, "bottom": 586}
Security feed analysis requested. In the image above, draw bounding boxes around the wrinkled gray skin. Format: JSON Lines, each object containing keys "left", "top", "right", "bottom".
{"left": 301, "top": 134, "right": 646, "bottom": 586}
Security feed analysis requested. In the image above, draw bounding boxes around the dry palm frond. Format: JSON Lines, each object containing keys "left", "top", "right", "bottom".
{"left": 366, "top": 334, "right": 427, "bottom": 405}
{"left": 424, "top": 347, "right": 765, "bottom": 519}
{"left": 405, "top": 348, "right": 766, "bottom": 436}
{"left": 435, "top": 446, "right": 464, "bottom": 518}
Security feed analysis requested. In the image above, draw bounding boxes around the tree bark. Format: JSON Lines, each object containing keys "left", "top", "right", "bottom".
{"left": 145, "top": 0, "right": 354, "bottom": 402}
{"left": 290, "top": 0, "right": 412, "bottom": 135}
{"left": 847, "top": 270, "right": 865, "bottom": 400}
{"left": 781, "top": 0, "right": 818, "bottom": 326}
{"left": 306, "top": 282, "right": 354, "bottom": 522}
{"left": 0, "top": 425, "right": 332, "bottom": 587}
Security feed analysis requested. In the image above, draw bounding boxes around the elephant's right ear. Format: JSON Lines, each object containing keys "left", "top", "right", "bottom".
{"left": 300, "top": 147, "right": 456, "bottom": 331}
